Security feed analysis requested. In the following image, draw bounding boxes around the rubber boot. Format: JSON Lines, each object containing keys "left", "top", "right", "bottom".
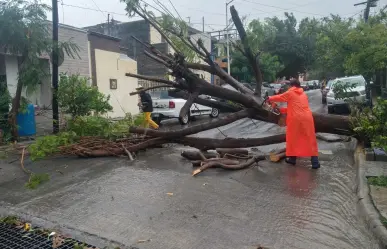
{"left": 311, "top": 156, "right": 320, "bottom": 169}
{"left": 285, "top": 156, "right": 296, "bottom": 165}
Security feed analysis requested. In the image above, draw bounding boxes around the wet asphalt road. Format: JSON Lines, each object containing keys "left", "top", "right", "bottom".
{"left": 0, "top": 90, "right": 381, "bottom": 249}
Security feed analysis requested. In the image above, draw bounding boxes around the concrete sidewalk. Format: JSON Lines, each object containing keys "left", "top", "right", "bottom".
{"left": 357, "top": 148, "right": 387, "bottom": 248}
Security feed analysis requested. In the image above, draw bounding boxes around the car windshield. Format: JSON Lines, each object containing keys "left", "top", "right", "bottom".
{"left": 334, "top": 77, "right": 366, "bottom": 88}
{"left": 327, "top": 80, "right": 335, "bottom": 88}
{"left": 270, "top": 84, "right": 281, "bottom": 89}
{"left": 151, "top": 90, "right": 173, "bottom": 99}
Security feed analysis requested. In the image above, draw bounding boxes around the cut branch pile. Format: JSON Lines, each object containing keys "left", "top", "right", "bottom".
{"left": 181, "top": 148, "right": 286, "bottom": 176}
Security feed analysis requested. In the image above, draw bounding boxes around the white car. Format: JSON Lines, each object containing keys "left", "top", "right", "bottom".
{"left": 151, "top": 91, "right": 219, "bottom": 125}
{"left": 326, "top": 75, "right": 368, "bottom": 114}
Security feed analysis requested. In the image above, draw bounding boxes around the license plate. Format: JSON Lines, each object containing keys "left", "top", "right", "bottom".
{"left": 152, "top": 113, "right": 160, "bottom": 117}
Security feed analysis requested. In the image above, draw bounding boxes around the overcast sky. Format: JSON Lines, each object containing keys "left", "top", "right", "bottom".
{"left": 41, "top": 0, "right": 385, "bottom": 31}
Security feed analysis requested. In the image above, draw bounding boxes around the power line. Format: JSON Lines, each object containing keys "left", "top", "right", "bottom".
{"left": 61, "top": 3, "right": 128, "bottom": 16}
{"left": 88, "top": 0, "right": 106, "bottom": 18}
{"left": 239, "top": 0, "right": 328, "bottom": 17}
{"left": 168, "top": 0, "right": 183, "bottom": 21}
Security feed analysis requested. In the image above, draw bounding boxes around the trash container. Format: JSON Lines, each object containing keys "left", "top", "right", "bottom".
{"left": 17, "top": 104, "right": 36, "bottom": 136}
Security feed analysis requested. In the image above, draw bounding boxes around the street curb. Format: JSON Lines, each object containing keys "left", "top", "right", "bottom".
{"left": 355, "top": 144, "right": 387, "bottom": 249}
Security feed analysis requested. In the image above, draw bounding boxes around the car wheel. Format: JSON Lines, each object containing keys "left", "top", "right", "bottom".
{"left": 210, "top": 108, "right": 219, "bottom": 118}
{"left": 328, "top": 106, "right": 334, "bottom": 114}
{"left": 179, "top": 113, "right": 189, "bottom": 125}
{"left": 154, "top": 117, "right": 162, "bottom": 126}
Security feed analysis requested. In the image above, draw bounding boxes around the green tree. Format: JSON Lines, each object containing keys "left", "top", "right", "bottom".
{"left": 313, "top": 15, "right": 355, "bottom": 78}
{"left": 0, "top": 0, "right": 80, "bottom": 139}
{"left": 344, "top": 23, "right": 387, "bottom": 78}
{"left": 57, "top": 74, "right": 113, "bottom": 117}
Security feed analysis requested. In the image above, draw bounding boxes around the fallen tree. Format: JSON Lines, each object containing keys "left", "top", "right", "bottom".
{"left": 22, "top": 2, "right": 354, "bottom": 176}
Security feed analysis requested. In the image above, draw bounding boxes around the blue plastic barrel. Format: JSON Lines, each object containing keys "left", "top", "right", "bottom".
{"left": 17, "top": 104, "right": 36, "bottom": 136}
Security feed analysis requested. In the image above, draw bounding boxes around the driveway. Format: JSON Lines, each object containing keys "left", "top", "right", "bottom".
{"left": 0, "top": 90, "right": 381, "bottom": 249}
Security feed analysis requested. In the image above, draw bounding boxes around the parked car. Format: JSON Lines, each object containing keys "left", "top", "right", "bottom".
{"left": 270, "top": 83, "right": 282, "bottom": 95}
{"left": 262, "top": 84, "right": 276, "bottom": 98}
{"left": 321, "top": 79, "right": 334, "bottom": 104}
{"left": 151, "top": 90, "right": 219, "bottom": 125}
{"left": 278, "top": 83, "right": 291, "bottom": 94}
{"left": 326, "top": 75, "right": 368, "bottom": 114}
{"left": 300, "top": 81, "right": 310, "bottom": 91}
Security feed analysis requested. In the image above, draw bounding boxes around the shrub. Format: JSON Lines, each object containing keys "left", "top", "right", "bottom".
{"left": 57, "top": 73, "right": 113, "bottom": 117}
{"left": 351, "top": 98, "right": 387, "bottom": 151}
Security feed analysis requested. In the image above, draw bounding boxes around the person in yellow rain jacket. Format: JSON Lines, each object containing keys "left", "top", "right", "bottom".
{"left": 139, "top": 90, "right": 159, "bottom": 129}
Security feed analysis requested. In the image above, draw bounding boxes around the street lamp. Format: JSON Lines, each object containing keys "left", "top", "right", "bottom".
{"left": 226, "top": 0, "right": 234, "bottom": 75}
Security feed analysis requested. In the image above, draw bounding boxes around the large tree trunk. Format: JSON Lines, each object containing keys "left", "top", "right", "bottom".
{"left": 9, "top": 79, "right": 23, "bottom": 141}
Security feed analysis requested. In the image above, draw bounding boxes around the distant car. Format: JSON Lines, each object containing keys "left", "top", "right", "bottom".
{"left": 326, "top": 75, "right": 368, "bottom": 114}
{"left": 270, "top": 83, "right": 282, "bottom": 95}
{"left": 278, "top": 83, "right": 291, "bottom": 94}
{"left": 321, "top": 79, "right": 334, "bottom": 104}
{"left": 262, "top": 84, "right": 276, "bottom": 98}
{"left": 300, "top": 81, "right": 310, "bottom": 91}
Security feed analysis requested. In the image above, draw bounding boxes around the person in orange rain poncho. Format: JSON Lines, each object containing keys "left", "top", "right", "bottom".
{"left": 267, "top": 79, "right": 320, "bottom": 169}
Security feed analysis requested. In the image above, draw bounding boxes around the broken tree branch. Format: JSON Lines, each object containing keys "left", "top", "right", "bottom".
{"left": 192, "top": 155, "right": 266, "bottom": 176}
{"left": 130, "top": 109, "right": 251, "bottom": 138}
{"left": 168, "top": 89, "right": 242, "bottom": 113}
{"left": 179, "top": 90, "right": 200, "bottom": 119}
{"left": 129, "top": 84, "right": 175, "bottom": 96}
{"left": 230, "top": 5, "right": 263, "bottom": 96}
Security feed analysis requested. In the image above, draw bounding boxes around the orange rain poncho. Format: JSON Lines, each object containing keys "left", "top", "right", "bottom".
{"left": 268, "top": 87, "right": 318, "bottom": 157}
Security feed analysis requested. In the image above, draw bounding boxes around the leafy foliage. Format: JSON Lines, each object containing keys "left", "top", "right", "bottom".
{"left": 0, "top": 0, "right": 80, "bottom": 139}
{"left": 28, "top": 113, "right": 145, "bottom": 161}
{"left": 344, "top": 23, "right": 387, "bottom": 78}
{"left": 57, "top": 74, "right": 113, "bottom": 117}
{"left": 25, "top": 173, "right": 50, "bottom": 189}
{"left": 0, "top": 81, "right": 11, "bottom": 142}
{"left": 351, "top": 98, "right": 387, "bottom": 151}
{"left": 28, "top": 132, "right": 78, "bottom": 161}
{"left": 368, "top": 176, "right": 387, "bottom": 187}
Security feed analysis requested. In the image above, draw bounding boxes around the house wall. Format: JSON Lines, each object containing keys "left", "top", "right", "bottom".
{"left": 189, "top": 32, "right": 212, "bottom": 83}
{"left": 4, "top": 55, "right": 18, "bottom": 97}
{"left": 85, "top": 20, "right": 168, "bottom": 77}
{"left": 94, "top": 49, "right": 139, "bottom": 118}
{"left": 149, "top": 26, "right": 162, "bottom": 44}
{"left": 47, "top": 24, "right": 90, "bottom": 77}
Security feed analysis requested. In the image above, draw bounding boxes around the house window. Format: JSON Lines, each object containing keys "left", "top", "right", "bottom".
{"left": 110, "top": 79, "right": 118, "bottom": 89}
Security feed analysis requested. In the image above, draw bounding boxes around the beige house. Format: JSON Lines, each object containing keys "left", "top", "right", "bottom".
{"left": 88, "top": 31, "right": 139, "bottom": 118}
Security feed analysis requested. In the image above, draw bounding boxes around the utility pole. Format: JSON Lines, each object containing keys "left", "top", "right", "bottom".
{"left": 107, "top": 13, "right": 110, "bottom": 35}
{"left": 354, "top": 0, "right": 378, "bottom": 107}
{"left": 226, "top": 0, "right": 234, "bottom": 75}
{"left": 354, "top": 0, "right": 378, "bottom": 22}
{"left": 52, "top": 0, "right": 59, "bottom": 134}
{"left": 202, "top": 16, "right": 204, "bottom": 32}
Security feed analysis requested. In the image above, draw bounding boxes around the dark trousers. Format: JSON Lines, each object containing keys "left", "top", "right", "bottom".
{"left": 287, "top": 156, "right": 320, "bottom": 166}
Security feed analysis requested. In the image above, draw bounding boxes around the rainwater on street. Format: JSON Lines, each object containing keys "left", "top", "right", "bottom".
{"left": 0, "top": 90, "right": 381, "bottom": 249}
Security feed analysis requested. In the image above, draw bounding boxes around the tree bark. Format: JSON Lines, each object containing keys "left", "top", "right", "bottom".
{"left": 130, "top": 109, "right": 251, "bottom": 138}
{"left": 9, "top": 79, "right": 23, "bottom": 140}
{"left": 230, "top": 6, "right": 263, "bottom": 96}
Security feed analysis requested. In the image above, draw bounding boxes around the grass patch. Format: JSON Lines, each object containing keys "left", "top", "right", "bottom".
{"left": 0, "top": 216, "right": 20, "bottom": 225}
{"left": 25, "top": 173, "right": 50, "bottom": 189}
{"left": 368, "top": 176, "right": 387, "bottom": 187}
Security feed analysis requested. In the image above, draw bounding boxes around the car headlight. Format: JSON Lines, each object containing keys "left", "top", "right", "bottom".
{"left": 327, "top": 91, "right": 335, "bottom": 98}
